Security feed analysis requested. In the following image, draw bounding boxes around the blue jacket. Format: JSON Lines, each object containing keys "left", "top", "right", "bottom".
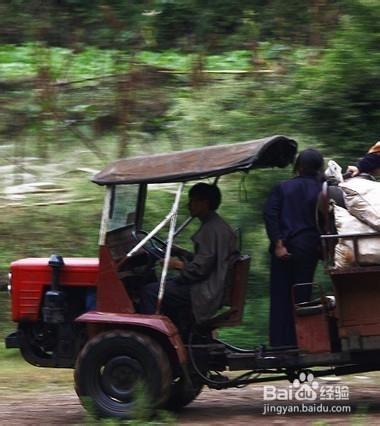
{"left": 264, "top": 176, "right": 322, "bottom": 256}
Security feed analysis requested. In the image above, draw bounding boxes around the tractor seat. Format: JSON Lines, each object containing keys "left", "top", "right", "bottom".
{"left": 201, "top": 255, "right": 251, "bottom": 329}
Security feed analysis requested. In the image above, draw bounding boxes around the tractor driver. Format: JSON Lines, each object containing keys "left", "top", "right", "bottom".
{"left": 139, "top": 183, "right": 239, "bottom": 327}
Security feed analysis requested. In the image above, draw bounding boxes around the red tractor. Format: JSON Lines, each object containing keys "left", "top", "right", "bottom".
{"left": 6, "top": 135, "right": 380, "bottom": 419}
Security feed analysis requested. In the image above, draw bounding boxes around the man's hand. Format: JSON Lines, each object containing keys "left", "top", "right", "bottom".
{"left": 346, "top": 165, "right": 359, "bottom": 177}
{"left": 161, "top": 256, "right": 184, "bottom": 270}
{"left": 274, "top": 240, "right": 291, "bottom": 260}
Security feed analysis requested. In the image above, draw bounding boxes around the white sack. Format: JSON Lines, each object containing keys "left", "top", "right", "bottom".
{"left": 339, "top": 177, "right": 380, "bottom": 231}
{"left": 325, "top": 160, "right": 343, "bottom": 183}
{"left": 334, "top": 205, "right": 380, "bottom": 268}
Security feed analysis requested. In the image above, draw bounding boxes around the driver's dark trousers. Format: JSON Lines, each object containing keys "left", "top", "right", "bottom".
{"left": 139, "top": 279, "right": 192, "bottom": 325}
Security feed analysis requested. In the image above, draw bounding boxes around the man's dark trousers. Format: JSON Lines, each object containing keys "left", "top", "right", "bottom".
{"left": 140, "top": 279, "right": 191, "bottom": 320}
{"left": 269, "top": 252, "right": 317, "bottom": 347}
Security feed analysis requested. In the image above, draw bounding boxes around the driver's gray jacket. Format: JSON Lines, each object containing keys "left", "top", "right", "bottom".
{"left": 177, "top": 211, "right": 239, "bottom": 323}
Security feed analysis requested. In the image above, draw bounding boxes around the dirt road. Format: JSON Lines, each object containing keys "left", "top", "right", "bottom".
{"left": 0, "top": 378, "right": 379, "bottom": 425}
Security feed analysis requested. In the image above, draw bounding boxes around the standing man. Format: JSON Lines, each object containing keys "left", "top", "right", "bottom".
{"left": 264, "top": 149, "right": 324, "bottom": 347}
{"left": 140, "top": 182, "right": 238, "bottom": 326}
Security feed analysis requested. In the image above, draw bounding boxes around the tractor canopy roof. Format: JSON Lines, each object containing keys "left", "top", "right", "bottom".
{"left": 92, "top": 135, "right": 297, "bottom": 185}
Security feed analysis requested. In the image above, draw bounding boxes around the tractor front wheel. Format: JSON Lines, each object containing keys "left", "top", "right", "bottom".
{"left": 74, "top": 330, "right": 171, "bottom": 419}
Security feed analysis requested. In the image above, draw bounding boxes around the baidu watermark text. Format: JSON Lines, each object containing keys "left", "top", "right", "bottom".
{"left": 262, "top": 372, "right": 351, "bottom": 416}
{"left": 263, "top": 403, "right": 351, "bottom": 415}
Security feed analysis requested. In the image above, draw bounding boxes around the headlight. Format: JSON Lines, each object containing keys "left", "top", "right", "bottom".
{"left": 7, "top": 272, "right": 12, "bottom": 294}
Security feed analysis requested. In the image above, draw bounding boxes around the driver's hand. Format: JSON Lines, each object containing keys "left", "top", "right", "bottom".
{"left": 161, "top": 257, "right": 184, "bottom": 270}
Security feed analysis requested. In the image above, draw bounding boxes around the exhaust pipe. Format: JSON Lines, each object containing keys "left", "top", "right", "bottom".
{"left": 42, "top": 255, "right": 65, "bottom": 324}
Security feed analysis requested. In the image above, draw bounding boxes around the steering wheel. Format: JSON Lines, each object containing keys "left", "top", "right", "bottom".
{"left": 132, "top": 230, "right": 168, "bottom": 260}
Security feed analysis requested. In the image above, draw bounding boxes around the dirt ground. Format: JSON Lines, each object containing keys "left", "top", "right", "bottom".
{"left": 0, "top": 379, "right": 379, "bottom": 426}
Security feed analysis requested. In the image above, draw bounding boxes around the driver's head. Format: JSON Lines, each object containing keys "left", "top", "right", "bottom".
{"left": 188, "top": 183, "right": 221, "bottom": 218}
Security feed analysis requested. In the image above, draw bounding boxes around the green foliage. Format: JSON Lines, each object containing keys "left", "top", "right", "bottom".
{"left": 136, "top": 49, "right": 253, "bottom": 71}
{"left": 0, "top": 297, "right": 16, "bottom": 354}
{"left": 293, "top": 0, "right": 380, "bottom": 159}
{"left": 0, "top": 44, "right": 120, "bottom": 80}
{"left": 0, "top": 193, "right": 102, "bottom": 274}
{"left": 0, "top": 0, "right": 341, "bottom": 50}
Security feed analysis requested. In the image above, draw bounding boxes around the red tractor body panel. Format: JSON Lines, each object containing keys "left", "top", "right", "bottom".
{"left": 11, "top": 257, "right": 99, "bottom": 322}
{"left": 96, "top": 246, "right": 135, "bottom": 314}
{"left": 76, "top": 311, "right": 187, "bottom": 363}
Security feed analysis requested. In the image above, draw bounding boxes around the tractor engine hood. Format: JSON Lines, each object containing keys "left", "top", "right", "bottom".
{"left": 10, "top": 257, "right": 99, "bottom": 321}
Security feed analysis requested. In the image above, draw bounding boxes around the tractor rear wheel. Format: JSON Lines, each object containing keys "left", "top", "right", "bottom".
{"left": 74, "top": 330, "right": 171, "bottom": 419}
{"left": 164, "top": 374, "right": 203, "bottom": 410}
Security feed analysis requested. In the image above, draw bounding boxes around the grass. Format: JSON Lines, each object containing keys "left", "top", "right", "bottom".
{"left": 0, "top": 344, "right": 73, "bottom": 395}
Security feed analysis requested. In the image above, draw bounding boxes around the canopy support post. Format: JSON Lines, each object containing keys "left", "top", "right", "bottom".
{"left": 99, "top": 186, "right": 112, "bottom": 246}
{"left": 156, "top": 182, "right": 184, "bottom": 314}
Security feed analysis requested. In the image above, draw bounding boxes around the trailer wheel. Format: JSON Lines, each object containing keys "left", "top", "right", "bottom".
{"left": 74, "top": 330, "right": 171, "bottom": 419}
{"left": 164, "top": 375, "right": 203, "bottom": 410}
